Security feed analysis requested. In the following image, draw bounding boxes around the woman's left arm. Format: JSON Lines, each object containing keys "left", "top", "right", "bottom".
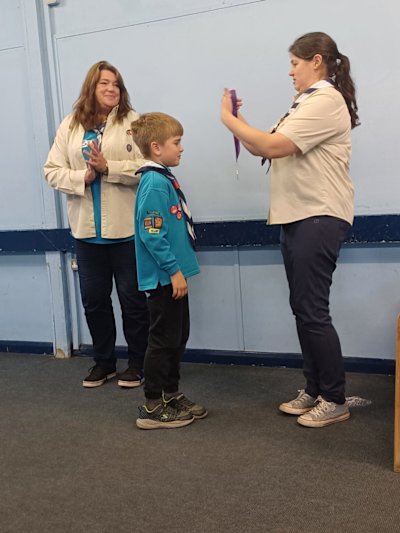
{"left": 221, "top": 89, "right": 300, "bottom": 159}
{"left": 104, "top": 141, "right": 145, "bottom": 187}
{"left": 86, "top": 140, "right": 145, "bottom": 186}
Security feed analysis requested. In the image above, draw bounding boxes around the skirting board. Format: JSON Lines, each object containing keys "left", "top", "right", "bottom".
{"left": 1, "top": 342, "right": 392, "bottom": 375}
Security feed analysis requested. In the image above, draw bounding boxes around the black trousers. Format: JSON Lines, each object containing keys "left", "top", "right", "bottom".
{"left": 75, "top": 239, "right": 149, "bottom": 371}
{"left": 144, "top": 284, "right": 190, "bottom": 400}
{"left": 280, "top": 216, "right": 351, "bottom": 404}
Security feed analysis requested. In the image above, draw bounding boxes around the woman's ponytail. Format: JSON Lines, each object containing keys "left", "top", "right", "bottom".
{"left": 334, "top": 52, "right": 360, "bottom": 129}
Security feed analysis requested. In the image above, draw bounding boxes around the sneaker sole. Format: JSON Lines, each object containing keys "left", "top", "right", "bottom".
{"left": 136, "top": 417, "right": 195, "bottom": 430}
{"left": 82, "top": 372, "right": 117, "bottom": 388}
{"left": 279, "top": 404, "right": 315, "bottom": 415}
{"left": 118, "top": 379, "right": 144, "bottom": 388}
{"left": 192, "top": 410, "right": 208, "bottom": 419}
{"left": 297, "top": 411, "right": 351, "bottom": 428}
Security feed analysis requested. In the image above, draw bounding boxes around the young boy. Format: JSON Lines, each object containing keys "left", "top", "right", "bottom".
{"left": 130, "top": 112, "right": 207, "bottom": 430}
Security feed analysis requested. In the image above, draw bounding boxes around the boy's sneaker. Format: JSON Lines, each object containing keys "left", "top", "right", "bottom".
{"left": 279, "top": 389, "right": 317, "bottom": 415}
{"left": 297, "top": 397, "right": 350, "bottom": 428}
{"left": 136, "top": 403, "right": 194, "bottom": 430}
{"left": 118, "top": 368, "right": 144, "bottom": 388}
{"left": 163, "top": 392, "right": 208, "bottom": 419}
{"left": 82, "top": 365, "right": 116, "bottom": 388}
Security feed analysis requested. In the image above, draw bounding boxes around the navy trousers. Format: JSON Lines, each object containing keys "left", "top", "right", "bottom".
{"left": 75, "top": 239, "right": 149, "bottom": 371}
{"left": 280, "top": 216, "right": 351, "bottom": 404}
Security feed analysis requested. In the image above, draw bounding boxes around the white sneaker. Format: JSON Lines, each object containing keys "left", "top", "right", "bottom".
{"left": 279, "top": 390, "right": 317, "bottom": 415}
{"left": 297, "top": 397, "right": 350, "bottom": 428}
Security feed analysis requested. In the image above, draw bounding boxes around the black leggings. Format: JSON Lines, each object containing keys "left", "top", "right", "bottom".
{"left": 144, "top": 284, "right": 190, "bottom": 400}
{"left": 280, "top": 216, "right": 351, "bottom": 404}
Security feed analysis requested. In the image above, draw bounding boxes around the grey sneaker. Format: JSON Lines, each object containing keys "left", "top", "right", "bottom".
{"left": 279, "top": 389, "right": 317, "bottom": 415}
{"left": 136, "top": 403, "right": 194, "bottom": 430}
{"left": 163, "top": 392, "right": 208, "bottom": 419}
{"left": 297, "top": 397, "right": 350, "bottom": 428}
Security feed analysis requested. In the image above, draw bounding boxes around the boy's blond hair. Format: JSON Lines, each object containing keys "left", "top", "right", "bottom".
{"left": 130, "top": 112, "right": 183, "bottom": 159}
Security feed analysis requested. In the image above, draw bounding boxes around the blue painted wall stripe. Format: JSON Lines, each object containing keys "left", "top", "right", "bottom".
{"left": 1, "top": 215, "right": 400, "bottom": 252}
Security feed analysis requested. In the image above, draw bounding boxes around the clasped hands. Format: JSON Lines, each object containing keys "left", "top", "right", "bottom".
{"left": 83, "top": 141, "right": 107, "bottom": 185}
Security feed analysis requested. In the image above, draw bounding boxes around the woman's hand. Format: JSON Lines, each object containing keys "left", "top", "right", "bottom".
{"left": 85, "top": 141, "right": 108, "bottom": 173}
{"left": 220, "top": 88, "right": 242, "bottom": 123}
{"left": 84, "top": 166, "right": 96, "bottom": 186}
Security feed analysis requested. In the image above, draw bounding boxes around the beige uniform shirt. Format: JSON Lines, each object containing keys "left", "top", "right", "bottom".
{"left": 44, "top": 107, "right": 145, "bottom": 239}
{"left": 269, "top": 87, "right": 354, "bottom": 225}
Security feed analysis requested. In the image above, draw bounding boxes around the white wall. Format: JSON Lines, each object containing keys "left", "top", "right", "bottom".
{"left": 49, "top": 0, "right": 400, "bottom": 220}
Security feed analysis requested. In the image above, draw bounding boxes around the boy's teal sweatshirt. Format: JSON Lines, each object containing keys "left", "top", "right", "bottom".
{"left": 134, "top": 163, "right": 200, "bottom": 291}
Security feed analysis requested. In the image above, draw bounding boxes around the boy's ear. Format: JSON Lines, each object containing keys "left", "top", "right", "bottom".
{"left": 150, "top": 141, "right": 161, "bottom": 155}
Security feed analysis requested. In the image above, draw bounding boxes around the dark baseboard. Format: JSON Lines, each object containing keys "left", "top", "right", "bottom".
{"left": 183, "top": 349, "right": 396, "bottom": 375}
{"left": 0, "top": 340, "right": 53, "bottom": 355}
{"left": 0, "top": 342, "right": 394, "bottom": 375}
{"left": 77, "top": 344, "right": 395, "bottom": 375}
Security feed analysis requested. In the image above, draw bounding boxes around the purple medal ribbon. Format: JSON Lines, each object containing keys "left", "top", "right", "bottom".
{"left": 230, "top": 89, "right": 240, "bottom": 161}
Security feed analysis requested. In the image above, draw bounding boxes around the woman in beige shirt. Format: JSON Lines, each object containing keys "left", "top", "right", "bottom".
{"left": 45, "top": 61, "right": 149, "bottom": 389}
{"left": 221, "top": 32, "right": 359, "bottom": 428}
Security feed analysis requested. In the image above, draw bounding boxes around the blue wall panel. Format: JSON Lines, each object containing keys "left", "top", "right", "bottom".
{"left": 0, "top": 48, "right": 45, "bottom": 229}
{"left": 0, "top": 255, "right": 52, "bottom": 342}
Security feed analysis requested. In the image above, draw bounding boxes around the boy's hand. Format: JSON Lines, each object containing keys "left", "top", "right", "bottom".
{"left": 170, "top": 271, "right": 188, "bottom": 300}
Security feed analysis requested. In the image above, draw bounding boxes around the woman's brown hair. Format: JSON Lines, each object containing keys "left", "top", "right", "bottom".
{"left": 71, "top": 60, "right": 133, "bottom": 131}
{"left": 289, "top": 32, "right": 360, "bottom": 129}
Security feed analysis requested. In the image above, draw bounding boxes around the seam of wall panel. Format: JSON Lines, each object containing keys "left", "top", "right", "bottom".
{"left": 51, "top": 0, "right": 267, "bottom": 39}
{"left": 20, "top": 0, "right": 60, "bottom": 230}
{"left": 39, "top": 0, "right": 62, "bottom": 137}
{"left": 233, "top": 248, "right": 245, "bottom": 351}
{"left": 0, "top": 45, "right": 24, "bottom": 52}
{"left": 42, "top": 2, "right": 69, "bottom": 227}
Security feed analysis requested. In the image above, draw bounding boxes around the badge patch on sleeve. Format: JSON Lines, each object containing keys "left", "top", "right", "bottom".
{"left": 144, "top": 217, "right": 153, "bottom": 229}
{"left": 154, "top": 216, "right": 163, "bottom": 229}
{"left": 148, "top": 228, "right": 160, "bottom": 234}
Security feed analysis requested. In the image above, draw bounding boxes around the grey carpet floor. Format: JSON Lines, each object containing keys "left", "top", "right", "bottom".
{"left": 1, "top": 353, "right": 399, "bottom": 533}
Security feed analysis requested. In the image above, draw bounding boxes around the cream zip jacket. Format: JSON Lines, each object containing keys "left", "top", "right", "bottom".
{"left": 44, "top": 107, "right": 145, "bottom": 239}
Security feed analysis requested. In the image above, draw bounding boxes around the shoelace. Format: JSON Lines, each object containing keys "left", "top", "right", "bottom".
{"left": 163, "top": 394, "right": 189, "bottom": 408}
{"left": 309, "top": 397, "right": 332, "bottom": 416}
{"left": 174, "top": 394, "right": 194, "bottom": 408}
{"left": 292, "top": 389, "right": 308, "bottom": 403}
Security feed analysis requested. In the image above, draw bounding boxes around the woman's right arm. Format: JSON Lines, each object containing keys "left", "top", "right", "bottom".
{"left": 44, "top": 116, "right": 87, "bottom": 196}
{"left": 221, "top": 89, "right": 299, "bottom": 159}
{"left": 236, "top": 113, "right": 263, "bottom": 155}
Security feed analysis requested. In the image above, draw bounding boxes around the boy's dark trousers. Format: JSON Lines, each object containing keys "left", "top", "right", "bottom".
{"left": 75, "top": 239, "right": 149, "bottom": 371}
{"left": 144, "top": 284, "right": 190, "bottom": 400}
{"left": 280, "top": 216, "right": 350, "bottom": 405}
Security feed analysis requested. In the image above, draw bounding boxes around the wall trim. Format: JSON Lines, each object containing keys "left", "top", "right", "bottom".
{"left": 0, "top": 341, "right": 54, "bottom": 355}
{"left": 1, "top": 214, "right": 400, "bottom": 253}
{"left": 1, "top": 342, "right": 392, "bottom": 375}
